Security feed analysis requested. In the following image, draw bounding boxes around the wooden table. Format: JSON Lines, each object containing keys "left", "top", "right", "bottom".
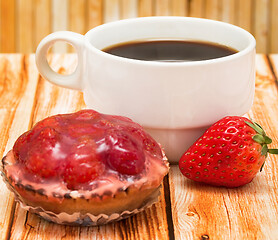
{"left": 0, "top": 54, "right": 278, "bottom": 240}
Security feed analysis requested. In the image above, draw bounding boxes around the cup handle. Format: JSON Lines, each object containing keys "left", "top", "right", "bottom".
{"left": 35, "top": 31, "right": 84, "bottom": 91}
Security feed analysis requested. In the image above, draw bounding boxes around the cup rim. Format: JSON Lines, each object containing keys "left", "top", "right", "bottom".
{"left": 84, "top": 16, "right": 256, "bottom": 66}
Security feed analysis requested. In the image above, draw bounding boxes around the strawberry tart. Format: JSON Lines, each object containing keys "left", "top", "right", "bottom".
{"left": 1, "top": 109, "right": 169, "bottom": 225}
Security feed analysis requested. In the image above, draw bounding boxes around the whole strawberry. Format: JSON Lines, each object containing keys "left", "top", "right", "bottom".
{"left": 179, "top": 116, "right": 278, "bottom": 187}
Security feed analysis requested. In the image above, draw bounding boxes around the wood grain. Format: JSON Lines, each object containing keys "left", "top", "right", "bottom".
{"left": 69, "top": 0, "right": 86, "bottom": 52}
{"left": 0, "top": 55, "right": 39, "bottom": 240}
{"left": 154, "top": 0, "right": 170, "bottom": 16}
{"left": 189, "top": 0, "right": 204, "bottom": 18}
{"left": 34, "top": 0, "right": 51, "bottom": 48}
{"left": 69, "top": 0, "right": 86, "bottom": 34}
{"left": 120, "top": 0, "right": 138, "bottom": 19}
{"left": 205, "top": 0, "right": 220, "bottom": 20}
{"left": 171, "top": 0, "right": 187, "bottom": 16}
{"left": 220, "top": 0, "right": 236, "bottom": 24}
{"left": 103, "top": 0, "right": 120, "bottom": 23}
{"left": 237, "top": 0, "right": 252, "bottom": 32}
{"left": 0, "top": 0, "right": 15, "bottom": 52}
{"left": 269, "top": 55, "right": 278, "bottom": 79}
{"left": 138, "top": 0, "right": 153, "bottom": 17}
{"left": 51, "top": 0, "right": 68, "bottom": 53}
{"left": 87, "top": 0, "right": 103, "bottom": 29}
{"left": 16, "top": 0, "right": 33, "bottom": 53}
{"left": 169, "top": 55, "right": 278, "bottom": 240}
{"left": 254, "top": 0, "right": 270, "bottom": 53}
{"left": 1, "top": 0, "right": 278, "bottom": 53}
{"left": 270, "top": 0, "right": 278, "bottom": 53}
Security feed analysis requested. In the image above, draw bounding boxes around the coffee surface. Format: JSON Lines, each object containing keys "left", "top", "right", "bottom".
{"left": 103, "top": 40, "right": 238, "bottom": 62}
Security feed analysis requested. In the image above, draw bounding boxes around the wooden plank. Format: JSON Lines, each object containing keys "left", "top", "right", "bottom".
{"left": 270, "top": 0, "right": 278, "bottom": 53}
{"left": 154, "top": 0, "right": 170, "bottom": 16}
{"left": 269, "top": 54, "right": 278, "bottom": 78}
{"left": 0, "top": 1, "right": 273, "bottom": 54}
{"left": 34, "top": 0, "right": 51, "bottom": 51}
{"left": 172, "top": 0, "right": 187, "bottom": 16}
{"left": 68, "top": 0, "right": 86, "bottom": 52}
{"left": 120, "top": 0, "right": 138, "bottom": 19}
{"left": 220, "top": 0, "right": 237, "bottom": 24}
{"left": 255, "top": 55, "right": 275, "bottom": 91}
{"left": 0, "top": 54, "right": 39, "bottom": 239}
{"left": 87, "top": 0, "right": 103, "bottom": 29}
{"left": 0, "top": 0, "right": 0, "bottom": 52}
{"left": 16, "top": 0, "right": 33, "bottom": 53}
{"left": 169, "top": 54, "right": 278, "bottom": 239}
{"left": 254, "top": 0, "right": 270, "bottom": 53}
{"left": 205, "top": 0, "right": 221, "bottom": 20}
{"left": 103, "top": 0, "right": 120, "bottom": 23}
{"left": 238, "top": 0, "right": 252, "bottom": 32}
{"left": 51, "top": 0, "right": 68, "bottom": 53}
{"left": 189, "top": 0, "right": 204, "bottom": 18}
{"left": 69, "top": 0, "right": 86, "bottom": 34}
{"left": 138, "top": 0, "right": 153, "bottom": 17}
{"left": 9, "top": 54, "right": 170, "bottom": 239}
{"left": 0, "top": 0, "right": 15, "bottom": 52}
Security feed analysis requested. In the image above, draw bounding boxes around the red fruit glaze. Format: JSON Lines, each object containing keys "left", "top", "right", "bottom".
{"left": 126, "top": 127, "right": 163, "bottom": 158}
{"left": 179, "top": 116, "right": 267, "bottom": 188}
{"left": 62, "top": 137, "right": 105, "bottom": 190}
{"left": 104, "top": 131, "right": 145, "bottom": 175}
{"left": 13, "top": 109, "right": 163, "bottom": 190}
{"left": 18, "top": 127, "right": 64, "bottom": 178}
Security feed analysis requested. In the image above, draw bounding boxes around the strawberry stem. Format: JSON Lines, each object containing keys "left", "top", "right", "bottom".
{"left": 268, "top": 149, "right": 278, "bottom": 154}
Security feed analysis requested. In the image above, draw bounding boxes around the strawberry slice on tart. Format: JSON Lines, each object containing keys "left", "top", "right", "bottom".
{"left": 1, "top": 109, "right": 169, "bottom": 225}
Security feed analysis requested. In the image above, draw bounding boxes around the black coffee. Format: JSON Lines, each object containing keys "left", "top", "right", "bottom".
{"left": 103, "top": 40, "right": 237, "bottom": 62}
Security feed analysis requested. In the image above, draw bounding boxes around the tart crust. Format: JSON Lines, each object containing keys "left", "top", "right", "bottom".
{"left": 1, "top": 151, "right": 168, "bottom": 225}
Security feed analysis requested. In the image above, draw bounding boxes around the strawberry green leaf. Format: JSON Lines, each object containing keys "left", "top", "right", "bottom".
{"left": 245, "top": 121, "right": 264, "bottom": 135}
{"left": 264, "top": 136, "right": 272, "bottom": 144}
{"left": 252, "top": 134, "right": 265, "bottom": 144}
{"left": 261, "top": 144, "right": 268, "bottom": 156}
{"left": 268, "top": 149, "right": 278, "bottom": 154}
{"left": 254, "top": 122, "right": 265, "bottom": 134}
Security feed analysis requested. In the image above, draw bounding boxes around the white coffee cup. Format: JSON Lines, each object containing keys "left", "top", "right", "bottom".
{"left": 36, "top": 17, "right": 256, "bottom": 163}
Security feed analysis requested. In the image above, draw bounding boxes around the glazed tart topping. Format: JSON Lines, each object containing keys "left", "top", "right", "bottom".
{"left": 12, "top": 110, "right": 164, "bottom": 190}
